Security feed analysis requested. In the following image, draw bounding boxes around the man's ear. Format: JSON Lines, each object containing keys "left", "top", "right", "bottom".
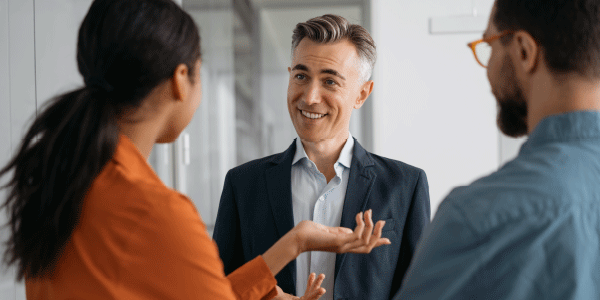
{"left": 171, "top": 64, "right": 190, "bottom": 102}
{"left": 513, "top": 31, "right": 540, "bottom": 74}
{"left": 354, "top": 80, "right": 374, "bottom": 109}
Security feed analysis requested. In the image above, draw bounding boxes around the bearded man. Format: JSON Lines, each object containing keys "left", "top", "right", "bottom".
{"left": 396, "top": 0, "right": 600, "bottom": 299}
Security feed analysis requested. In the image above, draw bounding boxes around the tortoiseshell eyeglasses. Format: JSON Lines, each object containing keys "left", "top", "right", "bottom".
{"left": 467, "top": 30, "right": 514, "bottom": 68}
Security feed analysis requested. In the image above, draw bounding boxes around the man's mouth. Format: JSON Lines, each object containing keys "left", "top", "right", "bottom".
{"left": 300, "top": 110, "right": 327, "bottom": 119}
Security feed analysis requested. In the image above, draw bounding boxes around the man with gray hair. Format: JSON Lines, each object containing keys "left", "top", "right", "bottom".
{"left": 213, "top": 14, "right": 430, "bottom": 300}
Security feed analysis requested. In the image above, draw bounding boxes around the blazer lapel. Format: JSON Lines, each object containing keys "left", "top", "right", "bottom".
{"left": 335, "top": 139, "right": 376, "bottom": 279}
{"left": 265, "top": 140, "right": 297, "bottom": 290}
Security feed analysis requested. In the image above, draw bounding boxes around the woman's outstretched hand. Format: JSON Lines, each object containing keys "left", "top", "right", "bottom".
{"left": 293, "top": 209, "right": 391, "bottom": 254}
{"left": 262, "top": 209, "right": 391, "bottom": 278}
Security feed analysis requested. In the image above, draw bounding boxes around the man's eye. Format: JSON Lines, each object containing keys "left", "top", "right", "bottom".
{"left": 325, "top": 79, "right": 336, "bottom": 85}
{"left": 295, "top": 74, "right": 306, "bottom": 80}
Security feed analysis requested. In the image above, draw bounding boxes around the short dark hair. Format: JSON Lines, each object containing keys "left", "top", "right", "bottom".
{"left": 494, "top": 0, "right": 600, "bottom": 77}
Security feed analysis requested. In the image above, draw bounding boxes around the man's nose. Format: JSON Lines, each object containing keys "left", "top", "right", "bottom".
{"left": 303, "top": 81, "right": 321, "bottom": 105}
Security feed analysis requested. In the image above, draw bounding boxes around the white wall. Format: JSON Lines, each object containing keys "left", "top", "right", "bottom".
{"left": 0, "top": 0, "right": 16, "bottom": 297}
{"left": 1, "top": 1, "right": 36, "bottom": 298}
{"left": 34, "top": 0, "right": 90, "bottom": 107}
{"left": 371, "top": 0, "right": 516, "bottom": 215}
{"left": 0, "top": 1, "right": 92, "bottom": 298}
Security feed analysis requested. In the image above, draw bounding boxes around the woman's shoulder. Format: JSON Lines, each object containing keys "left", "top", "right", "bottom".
{"left": 84, "top": 156, "right": 203, "bottom": 232}
{"left": 64, "top": 155, "right": 232, "bottom": 299}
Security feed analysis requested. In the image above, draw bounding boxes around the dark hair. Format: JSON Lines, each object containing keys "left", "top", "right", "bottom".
{"left": 292, "top": 14, "right": 376, "bottom": 82}
{"left": 494, "top": 0, "right": 600, "bottom": 77}
{"left": 0, "top": 0, "right": 200, "bottom": 280}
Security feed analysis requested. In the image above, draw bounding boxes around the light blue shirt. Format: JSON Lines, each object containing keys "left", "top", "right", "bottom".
{"left": 396, "top": 111, "right": 600, "bottom": 299}
{"left": 292, "top": 133, "right": 354, "bottom": 299}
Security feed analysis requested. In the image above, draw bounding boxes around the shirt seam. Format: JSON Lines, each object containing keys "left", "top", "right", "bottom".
{"left": 447, "top": 185, "right": 565, "bottom": 237}
{"left": 515, "top": 268, "right": 548, "bottom": 297}
{"left": 525, "top": 135, "right": 600, "bottom": 150}
{"left": 447, "top": 201, "right": 481, "bottom": 240}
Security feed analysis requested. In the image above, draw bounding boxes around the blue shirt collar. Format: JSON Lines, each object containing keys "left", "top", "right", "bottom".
{"left": 520, "top": 110, "right": 600, "bottom": 153}
{"left": 292, "top": 132, "right": 354, "bottom": 169}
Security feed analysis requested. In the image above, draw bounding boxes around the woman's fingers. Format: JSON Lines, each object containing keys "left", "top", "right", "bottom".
{"left": 305, "top": 273, "right": 324, "bottom": 293}
{"left": 361, "top": 220, "right": 390, "bottom": 251}
{"left": 311, "top": 274, "right": 325, "bottom": 291}
{"left": 305, "top": 273, "right": 316, "bottom": 293}
{"left": 304, "top": 288, "right": 326, "bottom": 300}
{"left": 301, "top": 273, "right": 326, "bottom": 300}
{"left": 339, "top": 212, "right": 367, "bottom": 252}
{"left": 342, "top": 214, "right": 391, "bottom": 253}
{"left": 353, "top": 212, "right": 365, "bottom": 239}
{"left": 361, "top": 209, "right": 374, "bottom": 245}
{"left": 372, "top": 220, "right": 384, "bottom": 240}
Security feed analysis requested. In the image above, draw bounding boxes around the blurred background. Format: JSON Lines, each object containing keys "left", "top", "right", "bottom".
{"left": 0, "top": 0, "right": 526, "bottom": 298}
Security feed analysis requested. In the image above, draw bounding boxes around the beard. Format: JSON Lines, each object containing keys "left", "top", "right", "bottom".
{"left": 494, "top": 55, "right": 528, "bottom": 138}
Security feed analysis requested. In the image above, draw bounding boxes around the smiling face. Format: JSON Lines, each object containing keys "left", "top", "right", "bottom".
{"left": 287, "top": 38, "right": 372, "bottom": 144}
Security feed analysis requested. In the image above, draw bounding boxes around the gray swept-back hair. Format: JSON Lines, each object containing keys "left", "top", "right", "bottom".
{"left": 291, "top": 14, "right": 376, "bottom": 83}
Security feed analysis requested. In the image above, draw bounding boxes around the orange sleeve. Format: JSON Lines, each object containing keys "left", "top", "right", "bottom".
{"left": 118, "top": 192, "right": 277, "bottom": 300}
{"left": 227, "top": 256, "right": 278, "bottom": 300}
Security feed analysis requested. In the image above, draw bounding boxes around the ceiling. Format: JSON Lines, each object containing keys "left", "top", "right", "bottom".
{"left": 183, "top": 0, "right": 364, "bottom": 10}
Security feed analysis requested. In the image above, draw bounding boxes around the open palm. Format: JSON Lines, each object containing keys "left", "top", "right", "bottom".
{"left": 295, "top": 209, "right": 391, "bottom": 254}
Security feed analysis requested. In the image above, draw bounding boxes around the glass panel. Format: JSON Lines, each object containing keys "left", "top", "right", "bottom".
{"left": 234, "top": 6, "right": 262, "bottom": 164}
{"left": 170, "top": 1, "right": 238, "bottom": 236}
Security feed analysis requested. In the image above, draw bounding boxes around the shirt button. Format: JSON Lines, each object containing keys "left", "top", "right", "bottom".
{"left": 318, "top": 196, "right": 324, "bottom": 202}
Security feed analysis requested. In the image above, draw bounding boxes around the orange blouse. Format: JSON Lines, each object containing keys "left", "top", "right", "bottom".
{"left": 26, "top": 135, "right": 277, "bottom": 299}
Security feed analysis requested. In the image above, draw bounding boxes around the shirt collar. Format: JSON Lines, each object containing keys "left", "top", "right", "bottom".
{"left": 292, "top": 132, "right": 354, "bottom": 169}
{"left": 337, "top": 133, "right": 354, "bottom": 168}
{"left": 520, "top": 110, "right": 600, "bottom": 153}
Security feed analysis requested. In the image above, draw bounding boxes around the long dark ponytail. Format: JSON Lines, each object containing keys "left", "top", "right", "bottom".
{"left": 0, "top": 0, "right": 200, "bottom": 280}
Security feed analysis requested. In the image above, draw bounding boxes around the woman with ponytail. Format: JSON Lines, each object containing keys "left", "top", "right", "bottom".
{"left": 0, "top": 0, "right": 390, "bottom": 299}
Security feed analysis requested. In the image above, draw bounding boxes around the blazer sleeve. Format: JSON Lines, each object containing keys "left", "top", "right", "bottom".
{"left": 213, "top": 170, "right": 247, "bottom": 275}
{"left": 395, "top": 169, "right": 431, "bottom": 289}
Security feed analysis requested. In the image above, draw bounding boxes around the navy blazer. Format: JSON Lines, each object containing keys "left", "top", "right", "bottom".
{"left": 213, "top": 139, "right": 431, "bottom": 300}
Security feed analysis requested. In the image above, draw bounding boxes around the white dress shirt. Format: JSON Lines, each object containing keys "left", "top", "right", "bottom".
{"left": 292, "top": 133, "right": 354, "bottom": 299}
